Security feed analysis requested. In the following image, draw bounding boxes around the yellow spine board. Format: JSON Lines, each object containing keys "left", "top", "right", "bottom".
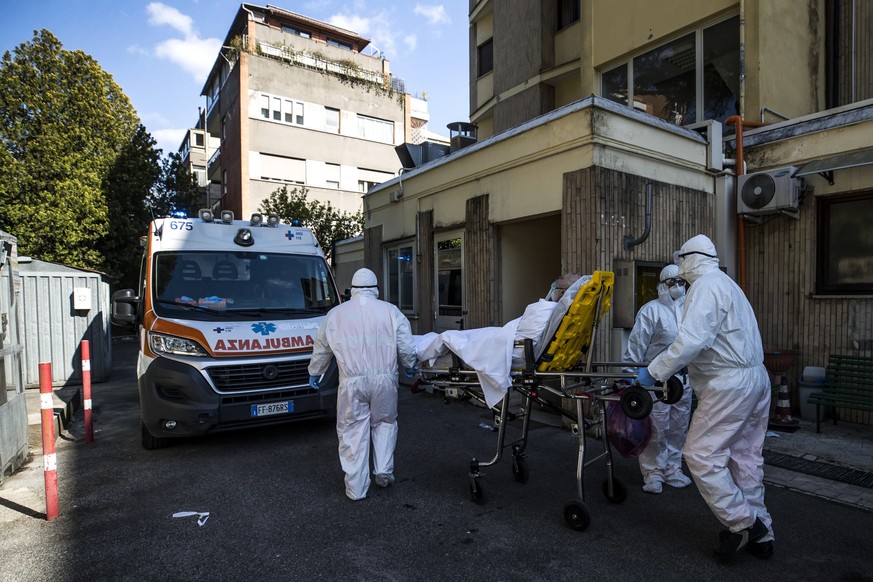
{"left": 537, "top": 271, "right": 614, "bottom": 372}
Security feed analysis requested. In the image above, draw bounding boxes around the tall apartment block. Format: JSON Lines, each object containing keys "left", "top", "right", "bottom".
{"left": 180, "top": 3, "right": 434, "bottom": 218}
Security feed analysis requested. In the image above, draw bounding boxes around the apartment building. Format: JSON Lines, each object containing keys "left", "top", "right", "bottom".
{"left": 356, "top": 0, "right": 873, "bottom": 425}
{"left": 183, "top": 3, "right": 433, "bottom": 219}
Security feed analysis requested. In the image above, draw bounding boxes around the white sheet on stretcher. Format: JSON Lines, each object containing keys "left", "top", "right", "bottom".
{"left": 414, "top": 276, "right": 589, "bottom": 408}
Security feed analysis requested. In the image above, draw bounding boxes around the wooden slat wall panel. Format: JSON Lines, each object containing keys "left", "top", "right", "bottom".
{"left": 563, "top": 167, "right": 714, "bottom": 362}
{"left": 465, "top": 194, "right": 497, "bottom": 328}
{"left": 363, "top": 224, "right": 383, "bottom": 287}
{"left": 746, "top": 191, "right": 873, "bottom": 425}
{"left": 416, "top": 211, "right": 435, "bottom": 335}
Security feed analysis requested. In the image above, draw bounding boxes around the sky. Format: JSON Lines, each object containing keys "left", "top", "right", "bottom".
{"left": 0, "top": 0, "right": 470, "bottom": 156}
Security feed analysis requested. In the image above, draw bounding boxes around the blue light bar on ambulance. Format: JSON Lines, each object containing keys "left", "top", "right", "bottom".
{"left": 171, "top": 210, "right": 187, "bottom": 219}
{"left": 290, "top": 219, "right": 302, "bottom": 227}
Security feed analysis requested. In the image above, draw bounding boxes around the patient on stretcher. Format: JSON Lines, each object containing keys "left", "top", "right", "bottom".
{"left": 413, "top": 274, "right": 586, "bottom": 407}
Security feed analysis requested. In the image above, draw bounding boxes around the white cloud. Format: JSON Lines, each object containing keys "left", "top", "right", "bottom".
{"left": 147, "top": 3, "right": 194, "bottom": 38}
{"left": 403, "top": 35, "right": 417, "bottom": 52}
{"left": 414, "top": 4, "right": 450, "bottom": 25}
{"left": 328, "top": 11, "right": 397, "bottom": 55}
{"left": 151, "top": 127, "right": 187, "bottom": 153}
{"left": 146, "top": 3, "right": 221, "bottom": 83}
{"left": 154, "top": 36, "right": 221, "bottom": 82}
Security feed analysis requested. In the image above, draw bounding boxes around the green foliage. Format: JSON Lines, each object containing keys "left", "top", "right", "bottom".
{"left": 0, "top": 29, "right": 150, "bottom": 284}
{"left": 260, "top": 186, "right": 364, "bottom": 262}
{"left": 148, "top": 151, "right": 202, "bottom": 220}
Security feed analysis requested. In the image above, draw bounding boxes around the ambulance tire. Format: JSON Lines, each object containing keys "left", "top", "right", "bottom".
{"left": 141, "top": 420, "right": 171, "bottom": 450}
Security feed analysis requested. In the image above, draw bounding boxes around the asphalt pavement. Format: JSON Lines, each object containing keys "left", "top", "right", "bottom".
{"left": 1, "top": 338, "right": 872, "bottom": 582}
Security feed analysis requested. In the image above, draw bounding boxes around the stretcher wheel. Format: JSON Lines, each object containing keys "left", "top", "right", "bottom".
{"left": 602, "top": 478, "right": 627, "bottom": 504}
{"left": 511, "top": 455, "right": 529, "bottom": 484}
{"left": 469, "top": 477, "right": 485, "bottom": 504}
{"left": 563, "top": 500, "right": 591, "bottom": 531}
{"left": 661, "top": 376, "right": 684, "bottom": 405}
{"left": 620, "top": 386, "right": 653, "bottom": 420}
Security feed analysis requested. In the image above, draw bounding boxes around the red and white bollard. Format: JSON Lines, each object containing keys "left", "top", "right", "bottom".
{"left": 39, "top": 362, "right": 59, "bottom": 521}
{"left": 82, "top": 340, "right": 93, "bottom": 443}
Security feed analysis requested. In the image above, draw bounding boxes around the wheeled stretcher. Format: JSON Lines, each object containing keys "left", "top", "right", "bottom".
{"left": 416, "top": 271, "right": 683, "bottom": 531}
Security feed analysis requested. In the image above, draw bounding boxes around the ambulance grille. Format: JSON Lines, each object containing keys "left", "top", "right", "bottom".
{"left": 206, "top": 360, "right": 310, "bottom": 391}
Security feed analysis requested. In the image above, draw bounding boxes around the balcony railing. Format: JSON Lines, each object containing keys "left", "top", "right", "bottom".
{"left": 258, "top": 41, "right": 404, "bottom": 92}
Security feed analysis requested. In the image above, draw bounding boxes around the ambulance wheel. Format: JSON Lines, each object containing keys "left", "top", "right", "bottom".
{"left": 511, "top": 455, "right": 529, "bottom": 484}
{"left": 141, "top": 421, "right": 171, "bottom": 450}
{"left": 621, "top": 386, "right": 653, "bottom": 420}
{"left": 662, "top": 376, "right": 684, "bottom": 405}
{"left": 563, "top": 500, "right": 591, "bottom": 531}
{"left": 602, "top": 478, "right": 627, "bottom": 504}
{"left": 469, "top": 476, "right": 485, "bottom": 504}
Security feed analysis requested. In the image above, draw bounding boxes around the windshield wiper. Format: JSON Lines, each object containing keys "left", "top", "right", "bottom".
{"left": 229, "top": 307, "right": 326, "bottom": 316}
{"left": 155, "top": 298, "right": 230, "bottom": 316}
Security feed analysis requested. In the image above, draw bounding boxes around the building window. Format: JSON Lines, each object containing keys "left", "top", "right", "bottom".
{"left": 272, "top": 97, "right": 282, "bottom": 121}
{"left": 260, "top": 154, "right": 306, "bottom": 184}
{"left": 327, "top": 38, "right": 352, "bottom": 50}
{"left": 558, "top": 0, "right": 580, "bottom": 30}
{"left": 325, "top": 163, "right": 340, "bottom": 189}
{"left": 826, "top": 0, "right": 873, "bottom": 107}
{"left": 325, "top": 107, "right": 340, "bottom": 133}
{"left": 194, "top": 132, "right": 204, "bottom": 147}
{"left": 600, "top": 15, "right": 739, "bottom": 126}
{"left": 386, "top": 243, "right": 415, "bottom": 312}
{"left": 477, "top": 38, "right": 493, "bottom": 77}
{"left": 358, "top": 180, "right": 377, "bottom": 193}
{"left": 294, "top": 101, "right": 304, "bottom": 125}
{"left": 260, "top": 94, "right": 270, "bottom": 119}
{"left": 817, "top": 191, "right": 873, "bottom": 294}
{"left": 282, "top": 25, "right": 310, "bottom": 39}
{"left": 193, "top": 166, "right": 207, "bottom": 187}
{"left": 357, "top": 115, "right": 394, "bottom": 144}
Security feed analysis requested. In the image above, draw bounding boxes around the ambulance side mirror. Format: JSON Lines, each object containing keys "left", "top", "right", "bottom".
{"left": 111, "top": 289, "right": 141, "bottom": 326}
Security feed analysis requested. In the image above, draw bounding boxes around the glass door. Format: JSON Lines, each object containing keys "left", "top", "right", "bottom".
{"left": 434, "top": 231, "right": 464, "bottom": 331}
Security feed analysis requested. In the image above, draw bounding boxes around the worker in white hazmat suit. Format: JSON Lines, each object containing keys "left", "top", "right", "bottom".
{"left": 308, "top": 268, "right": 418, "bottom": 501}
{"left": 624, "top": 264, "right": 693, "bottom": 494}
{"left": 639, "top": 234, "right": 774, "bottom": 560}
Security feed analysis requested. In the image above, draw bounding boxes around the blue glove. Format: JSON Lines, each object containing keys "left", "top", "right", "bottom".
{"left": 309, "top": 375, "right": 320, "bottom": 390}
{"left": 404, "top": 367, "right": 418, "bottom": 379}
{"left": 636, "top": 367, "right": 657, "bottom": 387}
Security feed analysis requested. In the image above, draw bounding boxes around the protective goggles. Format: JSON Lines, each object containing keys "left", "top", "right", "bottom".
{"left": 662, "top": 277, "right": 686, "bottom": 288}
{"left": 672, "top": 249, "right": 717, "bottom": 263}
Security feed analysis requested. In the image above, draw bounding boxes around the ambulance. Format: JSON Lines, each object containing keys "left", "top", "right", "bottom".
{"left": 111, "top": 210, "right": 340, "bottom": 449}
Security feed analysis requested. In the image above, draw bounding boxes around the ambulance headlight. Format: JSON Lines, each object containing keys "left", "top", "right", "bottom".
{"left": 148, "top": 332, "right": 208, "bottom": 357}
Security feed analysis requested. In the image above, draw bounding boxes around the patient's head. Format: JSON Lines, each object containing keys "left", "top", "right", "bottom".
{"left": 548, "top": 273, "right": 582, "bottom": 301}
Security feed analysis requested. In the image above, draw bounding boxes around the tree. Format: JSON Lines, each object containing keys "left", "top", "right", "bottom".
{"left": 0, "top": 29, "right": 150, "bottom": 284}
{"left": 260, "top": 186, "right": 364, "bottom": 262}
{"left": 148, "top": 151, "right": 203, "bottom": 220}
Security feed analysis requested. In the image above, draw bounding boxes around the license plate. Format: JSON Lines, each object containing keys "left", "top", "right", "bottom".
{"left": 251, "top": 401, "right": 293, "bottom": 417}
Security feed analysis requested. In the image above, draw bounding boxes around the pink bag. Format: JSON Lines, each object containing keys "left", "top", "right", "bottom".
{"left": 606, "top": 400, "right": 652, "bottom": 458}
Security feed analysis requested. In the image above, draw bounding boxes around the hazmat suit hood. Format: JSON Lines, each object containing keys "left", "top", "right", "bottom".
{"left": 676, "top": 234, "right": 719, "bottom": 284}
{"left": 350, "top": 268, "right": 379, "bottom": 299}
{"left": 656, "top": 264, "right": 681, "bottom": 305}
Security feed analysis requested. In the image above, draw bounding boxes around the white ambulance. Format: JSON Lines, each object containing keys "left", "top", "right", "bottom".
{"left": 111, "top": 210, "right": 340, "bottom": 449}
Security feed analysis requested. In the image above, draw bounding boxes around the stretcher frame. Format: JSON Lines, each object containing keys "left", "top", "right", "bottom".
{"left": 418, "top": 271, "right": 673, "bottom": 531}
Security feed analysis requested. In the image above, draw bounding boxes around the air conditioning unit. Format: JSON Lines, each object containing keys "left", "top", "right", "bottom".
{"left": 737, "top": 167, "right": 801, "bottom": 217}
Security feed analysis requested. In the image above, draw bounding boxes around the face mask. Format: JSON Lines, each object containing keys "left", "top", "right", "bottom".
{"left": 669, "top": 285, "right": 685, "bottom": 300}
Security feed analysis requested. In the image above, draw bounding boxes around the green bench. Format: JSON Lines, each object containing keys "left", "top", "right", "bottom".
{"left": 807, "top": 354, "right": 873, "bottom": 433}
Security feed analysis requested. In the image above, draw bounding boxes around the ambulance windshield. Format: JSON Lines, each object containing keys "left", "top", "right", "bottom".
{"left": 152, "top": 251, "right": 339, "bottom": 320}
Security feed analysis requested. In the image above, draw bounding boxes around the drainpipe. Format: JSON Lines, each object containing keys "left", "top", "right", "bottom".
{"left": 725, "top": 116, "right": 765, "bottom": 296}
{"left": 623, "top": 183, "right": 653, "bottom": 250}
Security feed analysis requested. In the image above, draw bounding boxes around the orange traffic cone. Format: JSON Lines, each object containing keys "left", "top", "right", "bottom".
{"left": 769, "top": 376, "right": 799, "bottom": 430}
